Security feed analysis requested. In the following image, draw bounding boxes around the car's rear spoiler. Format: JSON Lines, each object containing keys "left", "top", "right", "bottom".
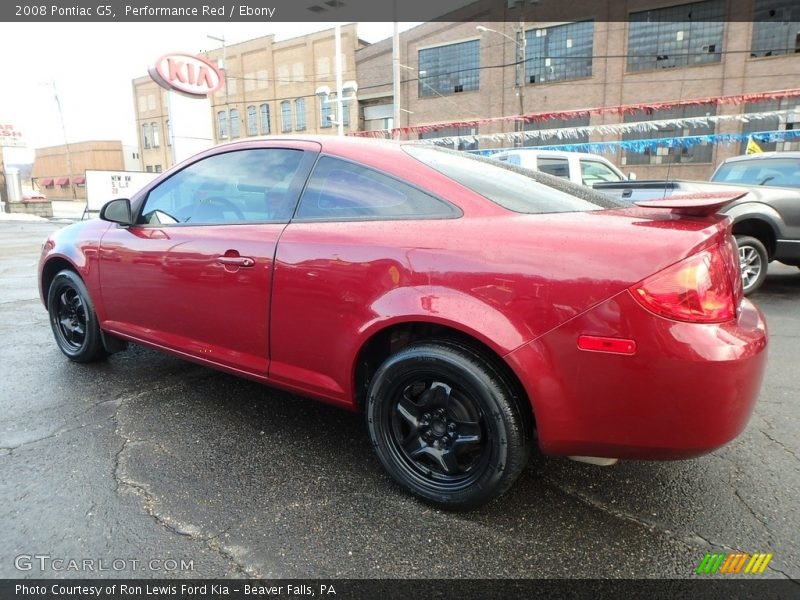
{"left": 635, "top": 191, "right": 748, "bottom": 217}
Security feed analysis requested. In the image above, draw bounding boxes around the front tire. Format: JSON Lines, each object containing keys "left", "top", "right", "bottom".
{"left": 366, "top": 342, "right": 531, "bottom": 510}
{"left": 735, "top": 235, "right": 768, "bottom": 295}
{"left": 47, "top": 270, "right": 107, "bottom": 362}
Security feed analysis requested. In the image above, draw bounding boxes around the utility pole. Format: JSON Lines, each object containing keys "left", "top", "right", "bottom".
{"left": 335, "top": 24, "right": 344, "bottom": 136}
{"left": 51, "top": 80, "right": 77, "bottom": 200}
{"left": 393, "top": 22, "right": 400, "bottom": 138}
{"left": 517, "top": 19, "right": 526, "bottom": 146}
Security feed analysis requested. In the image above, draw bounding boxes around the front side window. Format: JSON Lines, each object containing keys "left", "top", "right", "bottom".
{"left": 138, "top": 149, "right": 306, "bottom": 226}
{"left": 580, "top": 160, "right": 624, "bottom": 185}
{"left": 418, "top": 39, "right": 480, "bottom": 97}
{"left": 525, "top": 21, "right": 594, "bottom": 84}
{"left": 627, "top": 0, "right": 725, "bottom": 72}
{"left": 296, "top": 156, "right": 460, "bottom": 221}
{"left": 403, "top": 146, "right": 621, "bottom": 214}
{"left": 751, "top": 0, "right": 800, "bottom": 58}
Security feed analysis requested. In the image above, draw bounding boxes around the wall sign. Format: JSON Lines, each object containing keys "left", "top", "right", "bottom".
{"left": 148, "top": 53, "right": 224, "bottom": 98}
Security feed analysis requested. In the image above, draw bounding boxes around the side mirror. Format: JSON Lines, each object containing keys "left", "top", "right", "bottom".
{"left": 628, "top": 172, "right": 637, "bottom": 181}
{"left": 100, "top": 198, "right": 132, "bottom": 226}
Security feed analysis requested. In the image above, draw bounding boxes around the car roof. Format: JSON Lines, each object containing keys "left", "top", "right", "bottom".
{"left": 493, "top": 149, "right": 612, "bottom": 160}
{"left": 720, "top": 151, "right": 800, "bottom": 164}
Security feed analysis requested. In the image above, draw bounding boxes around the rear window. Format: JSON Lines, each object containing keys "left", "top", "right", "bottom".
{"left": 712, "top": 157, "right": 800, "bottom": 189}
{"left": 403, "top": 145, "right": 624, "bottom": 213}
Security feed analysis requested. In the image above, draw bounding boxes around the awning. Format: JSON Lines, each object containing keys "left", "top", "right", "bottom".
{"left": 73, "top": 176, "right": 86, "bottom": 185}
{"left": 40, "top": 178, "right": 54, "bottom": 186}
{"left": 55, "top": 177, "right": 69, "bottom": 186}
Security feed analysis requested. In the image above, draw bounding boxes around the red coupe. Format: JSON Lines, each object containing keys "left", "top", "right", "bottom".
{"left": 39, "top": 137, "right": 767, "bottom": 509}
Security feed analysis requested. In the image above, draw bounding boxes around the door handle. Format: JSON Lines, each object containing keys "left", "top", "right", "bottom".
{"left": 217, "top": 256, "right": 255, "bottom": 267}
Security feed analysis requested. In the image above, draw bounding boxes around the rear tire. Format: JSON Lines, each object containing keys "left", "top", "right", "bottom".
{"left": 47, "top": 270, "right": 107, "bottom": 363}
{"left": 366, "top": 342, "right": 531, "bottom": 510}
{"left": 735, "top": 235, "right": 768, "bottom": 295}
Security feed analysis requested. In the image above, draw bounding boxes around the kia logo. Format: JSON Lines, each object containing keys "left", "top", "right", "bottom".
{"left": 149, "top": 53, "right": 224, "bottom": 98}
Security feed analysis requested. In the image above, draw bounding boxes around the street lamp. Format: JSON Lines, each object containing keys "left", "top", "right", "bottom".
{"left": 477, "top": 23, "right": 527, "bottom": 146}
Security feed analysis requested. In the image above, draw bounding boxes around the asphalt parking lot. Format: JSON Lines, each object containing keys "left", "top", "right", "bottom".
{"left": 1, "top": 220, "right": 798, "bottom": 580}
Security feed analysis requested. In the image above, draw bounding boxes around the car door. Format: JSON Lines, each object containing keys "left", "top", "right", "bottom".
{"left": 268, "top": 155, "right": 461, "bottom": 405}
{"left": 97, "top": 143, "right": 318, "bottom": 376}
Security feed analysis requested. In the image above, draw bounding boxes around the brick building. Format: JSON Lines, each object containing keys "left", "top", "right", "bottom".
{"left": 132, "top": 24, "right": 365, "bottom": 173}
{"left": 357, "top": 0, "right": 800, "bottom": 179}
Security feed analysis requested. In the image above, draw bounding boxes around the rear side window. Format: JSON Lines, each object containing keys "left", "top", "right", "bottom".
{"left": 403, "top": 146, "right": 622, "bottom": 213}
{"left": 537, "top": 157, "right": 570, "bottom": 179}
{"left": 495, "top": 153, "right": 521, "bottom": 166}
{"left": 712, "top": 158, "right": 800, "bottom": 188}
{"left": 296, "top": 156, "right": 459, "bottom": 220}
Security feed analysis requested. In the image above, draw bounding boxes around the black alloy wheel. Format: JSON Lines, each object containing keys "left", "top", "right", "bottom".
{"left": 367, "top": 341, "right": 531, "bottom": 510}
{"left": 47, "top": 270, "right": 107, "bottom": 362}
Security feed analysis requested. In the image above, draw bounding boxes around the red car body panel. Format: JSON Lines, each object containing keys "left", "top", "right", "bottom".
{"left": 38, "top": 136, "right": 768, "bottom": 459}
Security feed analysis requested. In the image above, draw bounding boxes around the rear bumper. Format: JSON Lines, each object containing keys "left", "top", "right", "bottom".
{"left": 506, "top": 292, "right": 767, "bottom": 460}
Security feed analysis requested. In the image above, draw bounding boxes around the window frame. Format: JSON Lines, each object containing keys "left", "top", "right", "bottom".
{"left": 293, "top": 153, "right": 463, "bottom": 223}
{"left": 133, "top": 146, "right": 320, "bottom": 228}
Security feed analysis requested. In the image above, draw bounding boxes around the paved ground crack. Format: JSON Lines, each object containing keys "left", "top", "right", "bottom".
{"left": 111, "top": 395, "right": 259, "bottom": 578}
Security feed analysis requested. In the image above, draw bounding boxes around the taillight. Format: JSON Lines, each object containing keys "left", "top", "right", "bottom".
{"left": 630, "top": 243, "right": 737, "bottom": 323}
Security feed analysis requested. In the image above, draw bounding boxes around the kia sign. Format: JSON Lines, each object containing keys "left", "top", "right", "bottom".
{"left": 148, "top": 53, "right": 224, "bottom": 98}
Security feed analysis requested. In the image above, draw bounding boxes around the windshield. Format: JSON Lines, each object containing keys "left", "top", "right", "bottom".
{"left": 712, "top": 157, "right": 800, "bottom": 188}
{"left": 402, "top": 145, "right": 624, "bottom": 214}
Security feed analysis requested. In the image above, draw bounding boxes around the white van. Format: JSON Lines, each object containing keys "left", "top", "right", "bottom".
{"left": 491, "top": 149, "right": 631, "bottom": 187}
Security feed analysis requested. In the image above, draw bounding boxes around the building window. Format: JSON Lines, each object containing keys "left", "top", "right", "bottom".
{"left": 142, "top": 123, "right": 151, "bottom": 149}
{"left": 146, "top": 165, "right": 153, "bottom": 173}
{"left": 739, "top": 97, "right": 800, "bottom": 152}
{"left": 525, "top": 21, "right": 594, "bottom": 84}
{"left": 419, "top": 127, "right": 479, "bottom": 151}
{"left": 622, "top": 104, "right": 716, "bottom": 165}
{"left": 418, "top": 39, "right": 480, "bottom": 97}
{"left": 260, "top": 103, "right": 271, "bottom": 134}
{"left": 230, "top": 108, "right": 240, "bottom": 139}
{"left": 281, "top": 100, "right": 292, "bottom": 133}
{"left": 154, "top": 165, "right": 162, "bottom": 173}
{"left": 627, "top": 0, "right": 725, "bottom": 72}
{"left": 295, "top": 98, "right": 307, "bottom": 131}
{"left": 319, "top": 95, "right": 332, "bottom": 128}
{"left": 327, "top": 93, "right": 350, "bottom": 128}
{"left": 166, "top": 120, "right": 172, "bottom": 146}
{"left": 217, "top": 111, "right": 228, "bottom": 139}
{"left": 292, "top": 62, "right": 304, "bottom": 82}
{"left": 751, "top": 0, "right": 800, "bottom": 58}
{"left": 256, "top": 69, "right": 269, "bottom": 89}
{"left": 247, "top": 105, "right": 258, "bottom": 136}
{"left": 227, "top": 78, "right": 237, "bottom": 96}
{"left": 244, "top": 72, "right": 256, "bottom": 93}
{"left": 523, "top": 116, "right": 590, "bottom": 147}
{"left": 151, "top": 122, "right": 160, "bottom": 148}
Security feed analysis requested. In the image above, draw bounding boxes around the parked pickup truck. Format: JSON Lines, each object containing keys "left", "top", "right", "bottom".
{"left": 594, "top": 179, "right": 800, "bottom": 294}
{"left": 491, "top": 149, "right": 633, "bottom": 187}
